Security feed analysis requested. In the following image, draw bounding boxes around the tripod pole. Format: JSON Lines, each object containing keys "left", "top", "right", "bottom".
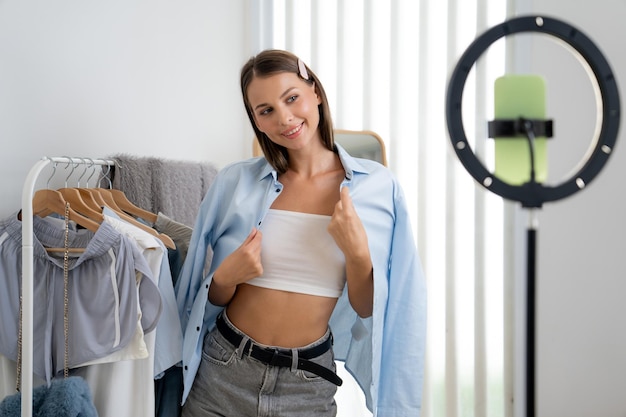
{"left": 526, "top": 208, "right": 539, "bottom": 417}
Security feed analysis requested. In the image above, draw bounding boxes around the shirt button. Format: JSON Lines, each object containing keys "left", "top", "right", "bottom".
{"left": 196, "top": 326, "right": 200, "bottom": 331}
{"left": 184, "top": 365, "right": 188, "bottom": 370}
{"left": 275, "top": 188, "right": 280, "bottom": 192}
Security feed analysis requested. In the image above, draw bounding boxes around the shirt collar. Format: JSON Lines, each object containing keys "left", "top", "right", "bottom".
{"left": 335, "top": 143, "right": 370, "bottom": 180}
{"left": 256, "top": 157, "right": 277, "bottom": 182}
{"left": 254, "top": 143, "right": 371, "bottom": 183}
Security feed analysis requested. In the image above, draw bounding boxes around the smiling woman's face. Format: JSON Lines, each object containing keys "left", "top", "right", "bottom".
{"left": 246, "top": 71, "right": 322, "bottom": 152}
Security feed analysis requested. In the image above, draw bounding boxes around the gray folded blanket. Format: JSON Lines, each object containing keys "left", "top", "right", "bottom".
{"left": 106, "top": 154, "right": 218, "bottom": 227}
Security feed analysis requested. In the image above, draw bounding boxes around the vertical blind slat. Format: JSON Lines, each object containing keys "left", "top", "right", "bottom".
{"left": 284, "top": 0, "right": 293, "bottom": 52}
{"left": 310, "top": 1, "right": 319, "bottom": 71}
{"left": 504, "top": 205, "right": 516, "bottom": 417}
{"left": 362, "top": 0, "right": 373, "bottom": 128}
{"left": 417, "top": 0, "right": 433, "bottom": 414}
{"left": 389, "top": 0, "right": 400, "bottom": 170}
{"left": 474, "top": 0, "right": 489, "bottom": 415}
{"left": 336, "top": 0, "right": 346, "bottom": 128}
{"left": 445, "top": 1, "right": 460, "bottom": 416}
{"left": 504, "top": 3, "right": 519, "bottom": 416}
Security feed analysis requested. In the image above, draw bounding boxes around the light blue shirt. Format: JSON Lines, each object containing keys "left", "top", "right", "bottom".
{"left": 175, "top": 145, "right": 427, "bottom": 416}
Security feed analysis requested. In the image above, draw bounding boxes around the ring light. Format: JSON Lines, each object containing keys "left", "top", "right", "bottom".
{"left": 445, "top": 15, "right": 621, "bottom": 417}
{"left": 446, "top": 15, "right": 620, "bottom": 208}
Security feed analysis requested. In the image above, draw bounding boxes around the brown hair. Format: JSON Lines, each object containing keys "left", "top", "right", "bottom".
{"left": 240, "top": 49, "right": 335, "bottom": 173}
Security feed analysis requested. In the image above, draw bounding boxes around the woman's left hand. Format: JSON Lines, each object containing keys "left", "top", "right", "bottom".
{"left": 328, "top": 186, "right": 374, "bottom": 317}
{"left": 328, "top": 186, "right": 370, "bottom": 262}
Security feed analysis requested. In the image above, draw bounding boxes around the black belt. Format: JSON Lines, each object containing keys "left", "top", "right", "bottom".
{"left": 216, "top": 314, "right": 343, "bottom": 386}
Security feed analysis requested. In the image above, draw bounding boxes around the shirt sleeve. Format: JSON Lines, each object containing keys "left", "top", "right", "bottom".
{"left": 174, "top": 173, "right": 222, "bottom": 333}
{"left": 377, "top": 179, "right": 427, "bottom": 416}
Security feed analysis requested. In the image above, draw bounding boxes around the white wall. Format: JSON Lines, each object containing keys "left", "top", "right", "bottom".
{"left": 0, "top": 0, "right": 252, "bottom": 219}
{"left": 523, "top": 2, "right": 626, "bottom": 417}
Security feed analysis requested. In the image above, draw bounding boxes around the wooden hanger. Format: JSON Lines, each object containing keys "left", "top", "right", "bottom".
{"left": 27, "top": 160, "right": 96, "bottom": 253}
{"left": 45, "top": 247, "right": 87, "bottom": 253}
{"left": 92, "top": 188, "right": 175, "bottom": 249}
{"left": 108, "top": 189, "right": 158, "bottom": 224}
{"left": 95, "top": 163, "right": 158, "bottom": 223}
{"left": 73, "top": 159, "right": 110, "bottom": 210}
{"left": 55, "top": 159, "right": 103, "bottom": 218}
{"left": 95, "top": 162, "right": 174, "bottom": 249}
{"left": 32, "top": 189, "right": 100, "bottom": 234}
{"left": 77, "top": 188, "right": 107, "bottom": 209}
{"left": 57, "top": 188, "right": 104, "bottom": 223}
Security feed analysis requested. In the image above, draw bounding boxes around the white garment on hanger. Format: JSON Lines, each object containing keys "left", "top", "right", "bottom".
{"left": 103, "top": 208, "right": 183, "bottom": 376}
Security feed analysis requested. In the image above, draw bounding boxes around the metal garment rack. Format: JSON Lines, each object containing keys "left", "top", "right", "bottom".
{"left": 19, "top": 156, "right": 114, "bottom": 417}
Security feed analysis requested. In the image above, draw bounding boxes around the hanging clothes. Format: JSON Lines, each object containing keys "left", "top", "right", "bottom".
{"left": 0, "top": 214, "right": 162, "bottom": 381}
{"left": 0, "top": 213, "right": 164, "bottom": 417}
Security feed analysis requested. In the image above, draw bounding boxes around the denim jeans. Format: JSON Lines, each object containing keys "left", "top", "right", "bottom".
{"left": 181, "top": 313, "right": 338, "bottom": 417}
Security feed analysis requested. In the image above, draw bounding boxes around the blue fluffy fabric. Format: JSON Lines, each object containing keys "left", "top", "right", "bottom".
{"left": 0, "top": 376, "right": 98, "bottom": 416}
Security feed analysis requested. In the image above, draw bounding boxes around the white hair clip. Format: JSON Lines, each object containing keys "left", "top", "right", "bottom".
{"left": 297, "top": 58, "right": 309, "bottom": 80}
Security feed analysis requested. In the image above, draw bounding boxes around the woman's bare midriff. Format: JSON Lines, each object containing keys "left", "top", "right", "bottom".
{"left": 225, "top": 283, "right": 339, "bottom": 348}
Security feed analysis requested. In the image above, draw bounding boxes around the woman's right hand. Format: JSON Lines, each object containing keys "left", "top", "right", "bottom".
{"left": 209, "top": 228, "right": 263, "bottom": 306}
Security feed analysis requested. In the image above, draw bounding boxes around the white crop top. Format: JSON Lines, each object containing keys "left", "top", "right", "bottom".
{"left": 246, "top": 209, "right": 346, "bottom": 298}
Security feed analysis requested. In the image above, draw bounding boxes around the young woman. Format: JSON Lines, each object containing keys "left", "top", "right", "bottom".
{"left": 176, "top": 49, "right": 426, "bottom": 416}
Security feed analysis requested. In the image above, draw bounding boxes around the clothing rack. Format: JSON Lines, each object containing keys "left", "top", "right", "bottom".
{"left": 20, "top": 156, "right": 115, "bottom": 417}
